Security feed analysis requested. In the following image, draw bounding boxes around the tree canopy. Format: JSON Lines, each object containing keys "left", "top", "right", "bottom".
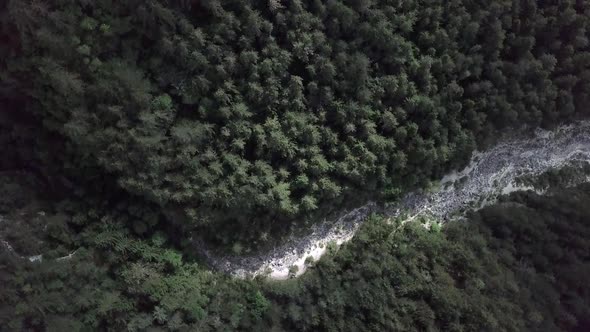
{"left": 2, "top": 172, "right": 590, "bottom": 331}
{"left": 1, "top": 0, "right": 590, "bottom": 330}
{"left": 2, "top": 0, "right": 589, "bottom": 243}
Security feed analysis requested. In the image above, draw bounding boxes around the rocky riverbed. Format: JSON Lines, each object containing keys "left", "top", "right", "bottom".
{"left": 197, "top": 121, "right": 590, "bottom": 280}
{"left": 3, "top": 122, "right": 590, "bottom": 278}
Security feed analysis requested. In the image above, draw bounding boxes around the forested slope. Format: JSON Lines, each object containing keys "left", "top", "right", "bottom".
{"left": 2, "top": 1, "right": 590, "bottom": 330}
{"left": 2, "top": 0, "right": 590, "bottom": 244}
{"left": 2, "top": 171, "right": 590, "bottom": 331}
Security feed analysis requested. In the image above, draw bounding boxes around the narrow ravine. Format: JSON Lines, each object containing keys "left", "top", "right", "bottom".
{"left": 3, "top": 122, "right": 590, "bottom": 279}
{"left": 198, "top": 121, "right": 590, "bottom": 280}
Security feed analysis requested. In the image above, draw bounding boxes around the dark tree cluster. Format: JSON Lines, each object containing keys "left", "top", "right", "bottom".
{"left": 2, "top": 0, "right": 589, "bottom": 243}
{"left": 2, "top": 174, "right": 590, "bottom": 331}
{"left": 267, "top": 185, "right": 590, "bottom": 331}
{"left": 2, "top": 1, "right": 590, "bottom": 330}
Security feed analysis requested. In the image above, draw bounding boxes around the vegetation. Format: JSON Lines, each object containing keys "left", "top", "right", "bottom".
{"left": 1, "top": 0, "right": 590, "bottom": 330}
{"left": 276, "top": 186, "right": 590, "bottom": 331}
{"left": 2, "top": 172, "right": 590, "bottom": 331}
{"left": 2, "top": 0, "right": 590, "bottom": 244}
{"left": 515, "top": 160, "right": 590, "bottom": 189}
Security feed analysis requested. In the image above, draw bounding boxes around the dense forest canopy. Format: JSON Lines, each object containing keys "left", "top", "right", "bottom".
{"left": 2, "top": 0, "right": 590, "bottom": 244}
{"left": 2, "top": 171, "right": 590, "bottom": 331}
{"left": 2, "top": 0, "right": 590, "bottom": 330}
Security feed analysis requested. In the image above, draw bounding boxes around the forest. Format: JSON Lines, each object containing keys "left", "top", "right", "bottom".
{"left": 1, "top": 0, "right": 590, "bottom": 330}
{"left": 2, "top": 163, "right": 590, "bottom": 331}
{"left": 3, "top": 0, "right": 590, "bottom": 244}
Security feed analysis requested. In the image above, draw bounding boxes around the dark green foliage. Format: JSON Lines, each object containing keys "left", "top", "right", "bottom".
{"left": 0, "top": 250, "right": 116, "bottom": 331}
{"left": 515, "top": 160, "right": 590, "bottom": 189}
{"left": 2, "top": 176, "right": 590, "bottom": 331}
{"left": 2, "top": 0, "right": 590, "bottom": 330}
{"left": 0, "top": 193, "right": 272, "bottom": 331}
{"left": 265, "top": 185, "right": 590, "bottom": 331}
{"left": 2, "top": 0, "right": 589, "bottom": 244}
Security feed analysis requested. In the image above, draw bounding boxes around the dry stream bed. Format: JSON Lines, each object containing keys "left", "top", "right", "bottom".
{"left": 198, "top": 122, "right": 590, "bottom": 280}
